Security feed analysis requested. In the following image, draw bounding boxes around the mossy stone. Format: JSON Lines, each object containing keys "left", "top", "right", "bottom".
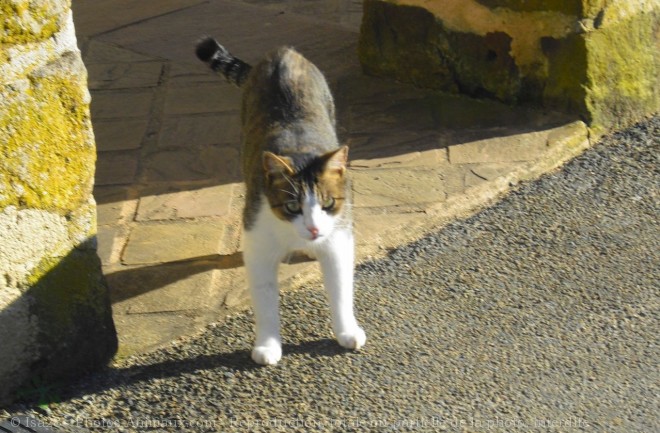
{"left": 0, "top": 0, "right": 68, "bottom": 46}
{"left": 585, "top": 9, "right": 660, "bottom": 133}
{"left": 474, "top": 0, "right": 608, "bottom": 18}
{"left": 359, "top": 0, "right": 522, "bottom": 103}
{"left": 0, "top": 52, "right": 95, "bottom": 213}
{"left": 540, "top": 33, "right": 589, "bottom": 118}
{"left": 26, "top": 248, "right": 117, "bottom": 384}
{"left": 360, "top": 0, "right": 660, "bottom": 132}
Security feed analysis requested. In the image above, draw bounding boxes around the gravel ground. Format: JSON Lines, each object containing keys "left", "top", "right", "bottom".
{"left": 4, "top": 116, "right": 659, "bottom": 432}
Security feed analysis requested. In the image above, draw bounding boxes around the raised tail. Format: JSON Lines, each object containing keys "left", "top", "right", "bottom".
{"left": 195, "top": 37, "right": 252, "bottom": 87}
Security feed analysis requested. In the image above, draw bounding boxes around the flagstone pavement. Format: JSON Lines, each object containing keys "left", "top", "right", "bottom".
{"left": 71, "top": 0, "right": 591, "bottom": 357}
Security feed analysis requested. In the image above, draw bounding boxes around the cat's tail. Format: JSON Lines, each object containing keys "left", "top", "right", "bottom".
{"left": 195, "top": 36, "right": 252, "bottom": 87}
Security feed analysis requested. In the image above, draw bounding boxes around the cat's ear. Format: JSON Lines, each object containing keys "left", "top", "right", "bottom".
{"left": 263, "top": 151, "right": 294, "bottom": 176}
{"left": 322, "top": 145, "right": 348, "bottom": 174}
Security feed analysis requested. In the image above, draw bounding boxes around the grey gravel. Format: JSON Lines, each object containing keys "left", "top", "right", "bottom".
{"left": 5, "top": 116, "right": 659, "bottom": 432}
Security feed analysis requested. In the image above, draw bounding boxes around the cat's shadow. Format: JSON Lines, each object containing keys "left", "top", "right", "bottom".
{"left": 56, "top": 338, "right": 348, "bottom": 402}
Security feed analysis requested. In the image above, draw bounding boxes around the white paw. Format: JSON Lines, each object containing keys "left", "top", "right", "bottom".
{"left": 336, "top": 326, "right": 367, "bottom": 350}
{"left": 251, "top": 345, "right": 282, "bottom": 366}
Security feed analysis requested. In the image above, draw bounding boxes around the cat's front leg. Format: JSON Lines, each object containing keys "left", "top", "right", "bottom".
{"left": 244, "top": 233, "right": 283, "bottom": 365}
{"left": 318, "top": 229, "right": 366, "bottom": 350}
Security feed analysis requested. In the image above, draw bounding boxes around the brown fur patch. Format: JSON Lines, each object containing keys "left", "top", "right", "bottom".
{"left": 264, "top": 149, "right": 348, "bottom": 222}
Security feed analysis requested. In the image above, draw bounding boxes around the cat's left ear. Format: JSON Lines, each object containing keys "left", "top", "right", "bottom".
{"left": 263, "top": 151, "right": 294, "bottom": 176}
{"left": 322, "top": 145, "right": 348, "bottom": 174}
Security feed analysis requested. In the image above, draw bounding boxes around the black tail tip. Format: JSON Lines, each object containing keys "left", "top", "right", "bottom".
{"left": 195, "top": 36, "right": 221, "bottom": 62}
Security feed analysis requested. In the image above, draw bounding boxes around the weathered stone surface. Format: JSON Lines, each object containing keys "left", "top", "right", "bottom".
{"left": 164, "top": 84, "right": 241, "bottom": 115}
{"left": 475, "top": 0, "right": 582, "bottom": 15}
{"left": 351, "top": 167, "right": 446, "bottom": 208}
{"left": 351, "top": 148, "right": 445, "bottom": 169}
{"left": 94, "top": 186, "right": 137, "bottom": 225}
{"left": 359, "top": 0, "right": 535, "bottom": 103}
{"left": 83, "top": 40, "right": 158, "bottom": 64}
{"left": 142, "top": 145, "right": 241, "bottom": 183}
{"left": 70, "top": 0, "right": 205, "bottom": 36}
{"left": 93, "top": 118, "right": 148, "bottom": 151}
{"left": 359, "top": 0, "right": 660, "bottom": 131}
{"left": 87, "top": 61, "right": 163, "bottom": 90}
{"left": 111, "top": 312, "right": 200, "bottom": 358}
{"left": 122, "top": 221, "right": 234, "bottom": 265}
{"left": 0, "top": 0, "right": 69, "bottom": 45}
{"left": 448, "top": 131, "right": 549, "bottom": 164}
{"left": 1, "top": 52, "right": 95, "bottom": 212}
{"left": 582, "top": 9, "right": 660, "bottom": 133}
{"left": 27, "top": 250, "right": 116, "bottom": 381}
{"left": 1, "top": 1, "right": 117, "bottom": 404}
{"left": 136, "top": 184, "right": 236, "bottom": 221}
{"left": 90, "top": 89, "right": 154, "bottom": 119}
{"left": 158, "top": 114, "right": 241, "bottom": 148}
{"left": 95, "top": 151, "right": 140, "bottom": 185}
{"left": 96, "top": 225, "right": 124, "bottom": 266}
{"left": 464, "top": 163, "right": 519, "bottom": 187}
{"left": 110, "top": 263, "right": 217, "bottom": 314}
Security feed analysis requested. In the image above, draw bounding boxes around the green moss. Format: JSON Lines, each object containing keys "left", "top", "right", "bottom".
{"left": 474, "top": 0, "right": 583, "bottom": 16}
{"left": 541, "top": 34, "right": 589, "bottom": 118}
{"left": 585, "top": 10, "right": 660, "bottom": 132}
{"left": 0, "top": 0, "right": 66, "bottom": 46}
{"left": 359, "top": 0, "right": 522, "bottom": 102}
{"left": 473, "top": 0, "right": 609, "bottom": 18}
{"left": 27, "top": 251, "right": 99, "bottom": 327}
{"left": 26, "top": 247, "right": 117, "bottom": 383}
{"left": 0, "top": 70, "right": 95, "bottom": 213}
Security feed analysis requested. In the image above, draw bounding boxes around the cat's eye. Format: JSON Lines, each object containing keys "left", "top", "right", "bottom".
{"left": 321, "top": 197, "right": 335, "bottom": 210}
{"left": 284, "top": 201, "right": 302, "bottom": 214}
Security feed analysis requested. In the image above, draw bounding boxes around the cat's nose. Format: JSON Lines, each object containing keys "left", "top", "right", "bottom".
{"left": 308, "top": 226, "right": 319, "bottom": 239}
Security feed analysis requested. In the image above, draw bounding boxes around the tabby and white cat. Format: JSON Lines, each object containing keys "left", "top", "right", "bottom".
{"left": 196, "top": 37, "right": 366, "bottom": 365}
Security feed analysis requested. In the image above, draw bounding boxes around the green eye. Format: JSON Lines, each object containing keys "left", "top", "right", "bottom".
{"left": 321, "top": 197, "right": 335, "bottom": 210}
{"left": 284, "top": 201, "right": 302, "bottom": 214}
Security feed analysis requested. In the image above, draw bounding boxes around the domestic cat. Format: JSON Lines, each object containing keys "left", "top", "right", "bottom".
{"left": 196, "top": 37, "right": 366, "bottom": 365}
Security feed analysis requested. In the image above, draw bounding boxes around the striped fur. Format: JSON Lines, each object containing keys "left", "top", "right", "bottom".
{"left": 195, "top": 36, "right": 252, "bottom": 87}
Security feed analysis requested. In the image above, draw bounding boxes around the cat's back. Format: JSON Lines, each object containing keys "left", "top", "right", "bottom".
{"left": 241, "top": 47, "right": 335, "bottom": 139}
{"left": 241, "top": 46, "right": 338, "bottom": 176}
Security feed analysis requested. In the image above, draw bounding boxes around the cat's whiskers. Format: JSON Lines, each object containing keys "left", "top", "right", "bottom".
{"left": 281, "top": 173, "right": 300, "bottom": 195}
{"left": 278, "top": 188, "right": 298, "bottom": 198}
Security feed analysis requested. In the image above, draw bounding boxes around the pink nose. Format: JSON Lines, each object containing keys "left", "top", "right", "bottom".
{"left": 308, "top": 227, "right": 319, "bottom": 238}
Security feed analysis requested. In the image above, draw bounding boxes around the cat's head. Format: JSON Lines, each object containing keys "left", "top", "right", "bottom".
{"left": 263, "top": 146, "right": 348, "bottom": 241}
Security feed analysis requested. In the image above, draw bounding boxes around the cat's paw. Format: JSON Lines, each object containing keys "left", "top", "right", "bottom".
{"left": 336, "top": 326, "right": 366, "bottom": 351}
{"left": 251, "top": 345, "right": 282, "bottom": 366}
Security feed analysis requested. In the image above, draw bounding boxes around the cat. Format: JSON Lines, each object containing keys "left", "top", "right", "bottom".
{"left": 196, "top": 37, "right": 366, "bottom": 365}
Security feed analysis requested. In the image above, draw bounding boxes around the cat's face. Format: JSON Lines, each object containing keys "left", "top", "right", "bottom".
{"left": 263, "top": 146, "right": 348, "bottom": 242}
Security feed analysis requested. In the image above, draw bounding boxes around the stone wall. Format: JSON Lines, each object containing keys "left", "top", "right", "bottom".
{"left": 0, "top": 0, "right": 116, "bottom": 404}
{"left": 359, "top": 0, "right": 660, "bottom": 133}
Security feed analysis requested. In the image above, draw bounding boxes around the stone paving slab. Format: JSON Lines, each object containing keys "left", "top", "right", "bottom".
{"left": 87, "top": 61, "right": 164, "bottom": 90}
{"left": 93, "top": 118, "right": 148, "bottom": 152}
{"left": 94, "top": 0, "right": 361, "bottom": 78}
{"left": 448, "top": 130, "right": 551, "bottom": 164}
{"left": 94, "top": 151, "right": 140, "bottom": 186}
{"left": 70, "top": 0, "right": 590, "bottom": 357}
{"left": 157, "top": 113, "right": 242, "bottom": 150}
{"left": 89, "top": 89, "right": 155, "bottom": 120}
{"left": 122, "top": 221, "right": 238, "bottom": 265}
{"left": 136, "top": 184, "right": 235, "bottom": 221}
{"left": 71, "top": 0, "right": 206, "bottom": 36}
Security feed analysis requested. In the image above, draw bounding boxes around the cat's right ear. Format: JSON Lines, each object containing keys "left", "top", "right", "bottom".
{"left": 263, "top": 152, "right": 294, "bottom": 177}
